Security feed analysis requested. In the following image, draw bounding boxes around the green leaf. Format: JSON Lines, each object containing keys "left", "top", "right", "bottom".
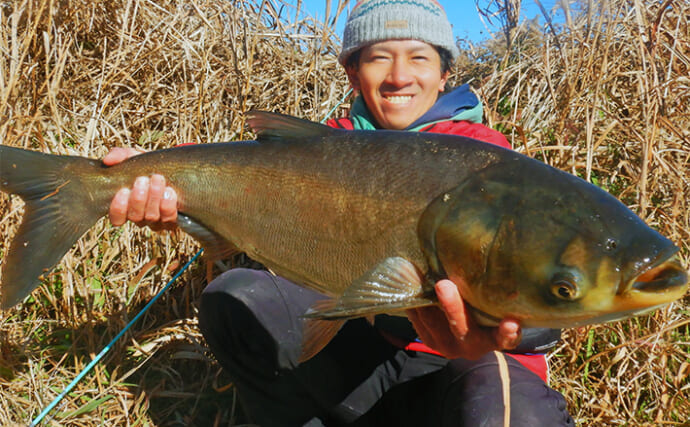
{"left": 57, "top": 394, "right": 114, "bottom": 419}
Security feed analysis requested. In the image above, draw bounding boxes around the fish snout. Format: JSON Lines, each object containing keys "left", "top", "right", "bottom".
{"left": 630, "top": 257, "right": 688, "bottom": 294}
{"left": 618, "top": 248, "right": 689, "bottom": 308}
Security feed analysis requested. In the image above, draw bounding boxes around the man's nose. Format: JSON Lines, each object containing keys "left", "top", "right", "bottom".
{"left": 386, "top": 59, "right": 414, "bottom": 87}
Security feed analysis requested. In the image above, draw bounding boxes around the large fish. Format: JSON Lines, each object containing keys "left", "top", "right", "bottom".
{"left": 1, "top": 112, "right": 687, "bottom": 352}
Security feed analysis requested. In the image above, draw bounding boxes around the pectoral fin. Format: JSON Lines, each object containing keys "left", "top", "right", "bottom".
{"left": 299, "top": 258, "right": 436, "bottom": 361}
{"left": 303, "top": 257, "right": 437, "bottom": 320}
{"left": 177, "top": 213, "right": 238, "bottom": 261}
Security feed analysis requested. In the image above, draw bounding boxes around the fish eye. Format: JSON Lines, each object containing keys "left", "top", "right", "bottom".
{"left": 551, "top": 278, "right": 581, "bottom": 301}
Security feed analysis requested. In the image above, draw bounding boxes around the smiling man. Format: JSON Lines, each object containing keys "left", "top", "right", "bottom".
{"left": 106, "top": 0, "right": 574, "bottom": 425}
{"left": 345, "top": 39, "right": 449, "bottom": 130}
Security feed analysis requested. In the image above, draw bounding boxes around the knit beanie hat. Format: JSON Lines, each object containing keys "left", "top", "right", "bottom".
{"left": 339, "top": 0, "right": 459, "bottom": 65}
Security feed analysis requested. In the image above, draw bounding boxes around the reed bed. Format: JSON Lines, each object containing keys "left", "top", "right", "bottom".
{"left": 0, "top": 0, "right": 688, "bottom": 425}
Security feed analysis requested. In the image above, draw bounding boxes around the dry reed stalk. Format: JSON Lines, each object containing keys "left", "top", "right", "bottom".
{"left": 0, "top": 0, "right": 688, "bottom": 425}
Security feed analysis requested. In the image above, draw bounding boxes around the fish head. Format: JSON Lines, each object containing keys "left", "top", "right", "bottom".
{"left": 423, "top": 156, "right": 688, "bottom": 328}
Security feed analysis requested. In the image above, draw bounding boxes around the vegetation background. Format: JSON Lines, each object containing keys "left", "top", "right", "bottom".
{"left": 0, "top": 0, "right": 688, "bottom": 425}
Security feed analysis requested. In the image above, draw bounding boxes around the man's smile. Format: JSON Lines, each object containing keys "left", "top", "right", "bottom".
{"left": 384, "top": 95, "right": 413, "bottom": 104}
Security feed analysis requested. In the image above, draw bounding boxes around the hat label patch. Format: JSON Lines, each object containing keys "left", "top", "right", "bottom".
{"left": 385, "top": 20, "right": 409, "bottom": 29}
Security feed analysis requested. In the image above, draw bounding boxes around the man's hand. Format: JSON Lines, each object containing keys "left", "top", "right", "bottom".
{"left": 103, "top": 147, "right": 178, "bottom": 230}
{"left": 407, "top": 279, "right": 521, "bottom": 360}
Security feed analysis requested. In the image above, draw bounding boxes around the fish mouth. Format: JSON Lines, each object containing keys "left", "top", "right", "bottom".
{"left": 631, "top": 257, "right": 688, "bottom": 292}
{"left": 624, "top": 253, "right": 688, "bottom": 297}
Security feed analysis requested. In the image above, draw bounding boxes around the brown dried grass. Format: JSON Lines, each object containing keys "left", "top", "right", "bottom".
{"left": 0, "top": 0, "right": 688, "bottom": 425}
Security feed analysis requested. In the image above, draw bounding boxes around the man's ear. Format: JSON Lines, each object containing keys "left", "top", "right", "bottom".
{"left": 345, "top": 66, "right": 361, "bottom": 91}
{"left": 438, "top": 70, "right": 450, "bottom": 92}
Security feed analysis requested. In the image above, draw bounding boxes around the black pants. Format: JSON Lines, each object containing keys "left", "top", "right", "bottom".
{"left": 198, "top": 269, "right": 574, "bottom": 426}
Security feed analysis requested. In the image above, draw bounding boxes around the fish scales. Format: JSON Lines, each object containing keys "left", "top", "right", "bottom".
{"left": 0, "top": 112, "right": 687, "bottom": 346}
{"left": 110, "top": 132, "right": 503, "bottom": 296}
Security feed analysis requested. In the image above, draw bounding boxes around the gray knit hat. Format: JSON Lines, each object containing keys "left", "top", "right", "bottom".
{"left": 339, "top": 0, "right": 459, "bottom": 65}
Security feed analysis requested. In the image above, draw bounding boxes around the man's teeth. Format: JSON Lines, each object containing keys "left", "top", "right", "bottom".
{"left": 386, "top": 95, "right": 412, "bottom": 104}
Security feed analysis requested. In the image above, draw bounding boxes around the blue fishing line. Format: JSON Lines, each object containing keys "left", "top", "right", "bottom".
{"left": 321, "top": 88, "right": 353, "bottom": 123}
{"left": 30, "top": 249, "right": 204, "bottom": 426}
{"left": 31, "top": 89, "right": 353, "bottom": 426}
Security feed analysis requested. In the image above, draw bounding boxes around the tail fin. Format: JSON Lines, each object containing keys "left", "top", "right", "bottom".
{"left": 1, "top": 145, "right": 109, "bottom": 308}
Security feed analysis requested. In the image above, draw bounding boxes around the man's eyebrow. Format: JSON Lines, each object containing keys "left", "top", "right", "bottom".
{"left": 367, "top": 46, "right": 433, "bottom": 55}
{"left": 408, "top": 47, "right": 432, "bottom": 54}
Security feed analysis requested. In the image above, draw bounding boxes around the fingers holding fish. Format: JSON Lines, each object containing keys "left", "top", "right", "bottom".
{"left": 105, "top": 147, "right": 146, "bottom": 226}
{"left": 407, "top": 287, "right": 476, "bottom": 358}
{"left": 145, "top": 176, "right": 178, "bottom": 230}
{"left": 104, "top": 148, "right": 178, "bottom": 230}
{"left": 109, "top": 188, "right": 132, "bottom": 226}
{"left": 128, "top": 176, "right": 151, "bottom": 223}
{"left": 110, "top": 175, "right": 178, "bottom": 230}
{"left": 434, "top": 280, "right": 522, "bottom": 354}
{"left": 434, "top": 279, "right": 470, "bottom": 339}
{"left": 144, "top": 174, "right": 178, "bottom": 224}
{"left": 408, "top": 304, "right": 461, "bottom": 357}
{"left": 102, "top": 146, "right": 142, "bottom": 166}
{"left": 159, "top": 187, "right": 178, "bottom": 224}
{"left": 144, "top": 175, "right": 165, "bottom": 222}
{"left": 408, "top": 280, "right": 522, "bottom": 360}
{"left": 493, "top": 318, "right": 521, "bottom": 351}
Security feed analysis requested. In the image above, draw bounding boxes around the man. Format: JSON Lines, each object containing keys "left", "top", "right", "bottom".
{"left": 106, "top": 1, "right": 574, "bottom": 425}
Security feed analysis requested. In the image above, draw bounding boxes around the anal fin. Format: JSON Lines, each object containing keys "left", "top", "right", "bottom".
{"left": 299, "top": 315, "right": 346, "bottom": 362}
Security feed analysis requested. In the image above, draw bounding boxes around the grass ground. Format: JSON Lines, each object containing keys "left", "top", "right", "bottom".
{"left": 1, "top": 0, "right": 688, "bottom": 425}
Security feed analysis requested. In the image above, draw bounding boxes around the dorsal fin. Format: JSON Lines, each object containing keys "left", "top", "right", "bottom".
{"left": 245, "top": 110, "right": 343, "bottom": 141}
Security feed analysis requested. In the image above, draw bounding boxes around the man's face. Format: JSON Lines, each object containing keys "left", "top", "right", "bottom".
{"left": 346, "top": 40, "right": 449, "bottom": 130}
